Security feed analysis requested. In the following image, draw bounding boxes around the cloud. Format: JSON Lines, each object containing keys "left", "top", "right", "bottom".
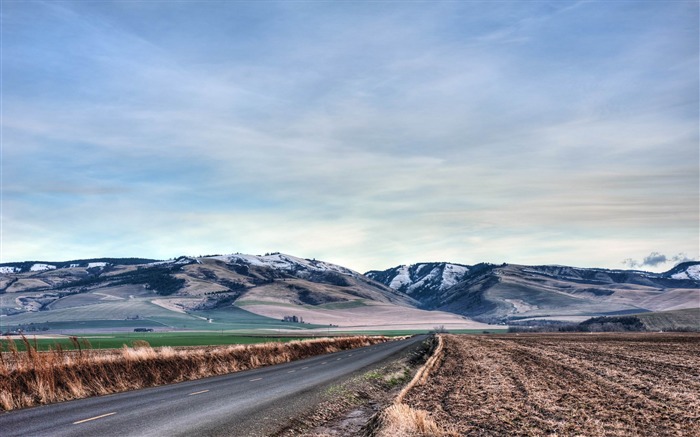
{"left": 2, "top": 1, "right": 698, "bottom": 270}
{"left": 642, "top": 252, "right": 668, "bottom": 267}
{"left": 623, "top": 252, "right": 666, "bottom": 268}
{"left": 671, "top": 253, "right": 695, "bottom": 264}
{"left": 622, "top": 252, "right": 697, "bottom": 270}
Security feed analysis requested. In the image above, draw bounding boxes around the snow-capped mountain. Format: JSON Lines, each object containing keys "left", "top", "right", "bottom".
{"left": 0, "top": 258, "right": 159, "bottom": 274}
{"left": 0, "top": 251, "right": 416, "bottom": 320}
{"left": 209, "top": 252, "right": 360, "bottom": 279}
{"left": 2, "top": 252, "right": 696, "bottom": 327}
{"left": 367, "top": 261, "right": 700, "bottom": 323}
{"left": 671, "top": 265, "right": 700, "bottom": 281}
{"left": 365, "top": 262, "right": 470, "bottom": 301}
{"left": 666, "top": 262, "right": 700, "bottom": 281}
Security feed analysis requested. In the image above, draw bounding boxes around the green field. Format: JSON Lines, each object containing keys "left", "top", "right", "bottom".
{"left": 333, "top": 328, "right": 508, "bottom": 336}
{"left": 1, "top": 332, "right": 314, "bottom": 352}
{"left": 1, "top": 329, "right": 508, "bottom": 352}
{"left": 0, "top": 301, "right": 325, "bottom": 332}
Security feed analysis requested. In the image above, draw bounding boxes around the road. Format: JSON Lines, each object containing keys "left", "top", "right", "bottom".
{"left": 0, "top": 335, "right": 428, "bottom": 436}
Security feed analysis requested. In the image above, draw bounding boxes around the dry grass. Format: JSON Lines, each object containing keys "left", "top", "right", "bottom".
{"left": 374, "top": 403, "right": 455, "bottom": 437}
{"left": 405, "top": 333, "right": 700, "bottom": 436}
{"left": 371, "top": 335, "right": 456, "bottom": 437}
{"left": 395, "top": 334, "right": 443, "bottom": 404}
{"left": 0, "top": 335, "right": 389, "bottom": 411}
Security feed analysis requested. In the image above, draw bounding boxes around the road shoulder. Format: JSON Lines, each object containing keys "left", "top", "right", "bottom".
{"left": 274, "top": 336, "right": 435, "bottom": 437}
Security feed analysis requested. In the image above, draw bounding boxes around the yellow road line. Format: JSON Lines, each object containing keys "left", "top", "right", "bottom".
{"left": 188, "top": 390, "right": 209, "bottom": 396}
{"left": 73, "top": 412, "right": 116, "bottom": 425}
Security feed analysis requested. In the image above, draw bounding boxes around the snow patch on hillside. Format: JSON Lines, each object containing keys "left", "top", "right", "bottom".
{"left": 389, "top": 266, "right": 411, "bottom": 289}
{"left": 210, "top": 253, "right": 359, "bottom": 277}
{"left": 30, "top": 264, "right": 56, "bottom": 272}
{"left": 672, "top": 264, "right": 700, "bottom": 281}
{"left": 87, "top": 262, "right": 108, "bottom": 268}
{"left": 441, "top": 264, "right": 469, "bottom": 289}
{"left": 381, "top": 263, "right": 470, "bottom": 294}
{"left": 0, "top": 266, "right": 20, "bottom": 274}
{"left": 149, "top": 257, "right": 199, "bottom": 266}
{"left": 406, "top": 266, "right": 439, "bottom": 293}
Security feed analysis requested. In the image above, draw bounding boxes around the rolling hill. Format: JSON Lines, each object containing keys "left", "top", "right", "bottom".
{"left": 367, "top": 261, "right": 700, "bottom": 323}
{"left": 0, "top": 253, "right": 488, "bottom": 333}
{"left": 2, "top": 254, "right": 697, "bottom": 332}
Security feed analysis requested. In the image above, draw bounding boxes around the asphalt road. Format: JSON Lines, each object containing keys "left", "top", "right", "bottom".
{"left": 0, "top": 335, "right": 429, "bottom": 437}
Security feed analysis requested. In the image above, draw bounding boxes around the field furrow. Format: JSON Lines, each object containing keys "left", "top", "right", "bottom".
{"left": 404, "top": 333, "right": 699, "bottom": 436}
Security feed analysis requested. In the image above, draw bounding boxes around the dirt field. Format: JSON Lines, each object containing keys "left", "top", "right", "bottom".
{"left": 405, "top": 333, "right": 700, "bottom": 436}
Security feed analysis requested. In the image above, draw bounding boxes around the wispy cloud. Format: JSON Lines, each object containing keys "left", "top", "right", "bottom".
{"left": 2, "top": 1, "right": 698, "bottom": 271}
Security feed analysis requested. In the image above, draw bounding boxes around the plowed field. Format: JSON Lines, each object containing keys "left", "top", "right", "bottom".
{"left": 405, "top": 333, "right": 700, "bottom": 436}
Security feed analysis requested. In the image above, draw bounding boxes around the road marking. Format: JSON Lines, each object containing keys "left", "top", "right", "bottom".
{"left": 302, "top": 366, "right": 309, "bottom": 370}
{"left": 188, "top": 390, "right": 209, "bottom": 396}
{"left": 287, "top": 370, "right": 296, "bottom": 373}
{"left": 250, "top": 377, "right": 263, "bottom": 381}
{"left": 73, "top": 412, "right": 116, "bottom": 425}
{"left": 321, "top": 362, "right": 327, "bottom": 365}
{"left": 348, "top": 354, "right": 353, "bottom": 357}
{"left": 336, "top": 358, "right": 342, "bottom": 360}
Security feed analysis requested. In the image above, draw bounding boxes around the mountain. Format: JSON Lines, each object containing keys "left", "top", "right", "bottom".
{"left": 663, "top": 261, "right": 700, "bottom": 281}
{"left": 3, "top": 253, "right": 697, "bottom": 331}
{"left": 0, "top": 258, "right": 160, "bottom": 275}
{"left": 367, "top": 262, "right": 700, "bottom": 323}
{"left": 0, "top": 253, "right": 484, "bottom": 333}
{"left": 365, "top": 262, "right": 471, "bottom": 305}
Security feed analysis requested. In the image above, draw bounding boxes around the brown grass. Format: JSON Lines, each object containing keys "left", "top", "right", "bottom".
{"left": 374, "top": 403, "right": 454, "bottom": 437}
{"left": 395, "top": 334, "right": 443, "bottom": 404}
{"left": 371, "top": 335, "right": 457, "bottom": 437}
{"left": 0, "top": 335, "right": 390, "bottom": 411}
{"left": 404, "top": 333, "right": 700, "bottom": 436}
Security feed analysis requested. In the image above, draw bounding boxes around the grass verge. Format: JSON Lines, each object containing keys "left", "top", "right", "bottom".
{"left": 274, "top": 337, "right": 434, "bottom": 437}
{"left": 1, "top": 332, "right": 311, "bottom": 351}
{"left": 369, "top": 334, "right": 456, "bottom": 437}
{"left": 0, "top": 335, "right": 389, "bottom": 411}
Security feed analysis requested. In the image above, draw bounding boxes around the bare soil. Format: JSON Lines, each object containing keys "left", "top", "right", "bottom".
{"left": 404, "top": 333, "right": 700, "bottom": 436}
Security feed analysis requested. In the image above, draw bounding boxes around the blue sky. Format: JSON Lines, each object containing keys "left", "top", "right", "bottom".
{"left": 2, "top": 0, "right": 698, "bottom": 272}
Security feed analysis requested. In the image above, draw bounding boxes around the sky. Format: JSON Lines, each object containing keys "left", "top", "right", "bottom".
{"left": 1, "top": 0, "right": 698, "bottom": 273}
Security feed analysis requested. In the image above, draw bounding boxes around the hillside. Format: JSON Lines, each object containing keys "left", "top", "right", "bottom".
{"left": 365, "top": 262, "right": 470, "bottom": 304}
{"left": 367, "top": 262, "right": 700, "bottom": 323}
{"left": 3, "top": 254, "right": 696, "bottom": 331}
{"left": 635, "top": 308, "right": 700, "bottom": 331}
{"left": 0, "top": 253, "right": 488, "bottom": 333}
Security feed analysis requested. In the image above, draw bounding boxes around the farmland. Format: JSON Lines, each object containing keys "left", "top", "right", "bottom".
{"left": 405, "top": 333, "right": 700, "bottom": 436}
{"left": 1, "top": 332, "right": 314, "bottom": 352}
{"left": 1, "top": 298, "right": 324, "bottom": 332}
